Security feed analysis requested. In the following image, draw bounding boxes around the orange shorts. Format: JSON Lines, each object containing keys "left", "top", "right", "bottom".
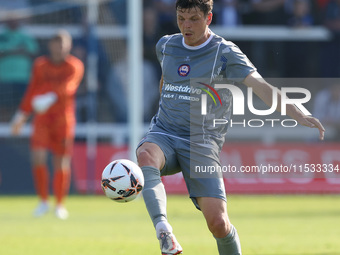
{"left": 31, "top": 117, "right": 75, "bottom": 155}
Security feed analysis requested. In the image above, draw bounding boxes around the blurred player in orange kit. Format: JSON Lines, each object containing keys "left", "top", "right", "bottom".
{"left": 11, "top": 30, "right": 84, "bottom": 220}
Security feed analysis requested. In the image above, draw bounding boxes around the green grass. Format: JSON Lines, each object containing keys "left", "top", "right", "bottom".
{"left": 0, "top": 195, "right": 340, "bottom": 255}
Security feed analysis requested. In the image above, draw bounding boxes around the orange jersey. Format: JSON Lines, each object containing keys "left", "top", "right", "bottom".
{"left": 20, "top": 55, "right": 84, "bottom": 125}
{"left": 20, "top": 55, "right": 84, "bottom": 155}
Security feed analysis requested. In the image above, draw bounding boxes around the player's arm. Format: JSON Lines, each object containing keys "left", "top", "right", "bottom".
{"left": 243, "top": 71, "right": 325, "bottom": 140}
{"left": 159, "top": 75, "right": 164, "bottom": 94}
{"left": 18, "top": 61, "right": 42, "bottom": 114}
{"left": 11, "top": 61, "right": 41, "bottom": 135}
{"left": 11, "top": 88, "right": 33, "bottom": 135}
{"left": 11, "top": 111, "right": 30, "bottom": 136}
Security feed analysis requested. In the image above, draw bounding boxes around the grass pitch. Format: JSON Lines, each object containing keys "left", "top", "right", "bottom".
{"left": 0, "top": 194, "right": 339, "bottom": 255}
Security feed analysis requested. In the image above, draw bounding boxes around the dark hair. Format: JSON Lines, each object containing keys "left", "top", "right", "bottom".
{"left": 176, "top": 0, "right": 213, "bottom": 16}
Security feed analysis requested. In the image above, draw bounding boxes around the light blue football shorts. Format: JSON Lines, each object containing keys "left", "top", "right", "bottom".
{"left": 137, "top": 132, "right": 226, "bottom": 210}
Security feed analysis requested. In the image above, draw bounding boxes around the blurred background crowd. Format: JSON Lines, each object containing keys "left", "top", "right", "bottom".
{"left": 0, "top": 0, "right": 339, "bottom": 140}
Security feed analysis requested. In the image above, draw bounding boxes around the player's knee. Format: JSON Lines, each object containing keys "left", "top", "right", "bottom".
{"left": 32, "top": 150, "right": 47, "bottom": 167}
{"left": 207, "top": 216, "right": 230, "bottom": 238}
{"left": 137, "top": 147, "right": 162, "bottom": 169}
{"left": 53, "top": 155, "right": 71, "bottom": 170}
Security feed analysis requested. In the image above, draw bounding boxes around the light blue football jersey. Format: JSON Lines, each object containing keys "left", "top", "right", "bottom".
{"left": 148, "top": 31, "right": 256, "bottom": 148}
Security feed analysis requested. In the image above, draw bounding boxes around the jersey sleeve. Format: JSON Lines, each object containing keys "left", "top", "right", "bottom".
{"left": 19, "top": 59, "right": 42, "bottom": 114}
{"left": 155, "top": 35, "right": 172, "bottom": 65}
{"left": 224, "top": 44, "right": 256, "bottom": 83}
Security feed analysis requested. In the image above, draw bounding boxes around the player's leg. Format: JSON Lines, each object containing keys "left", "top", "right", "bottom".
{"left": 176, "top": 141, "right": 241, "bottom": 254}
{"left": 196, "top": 197, "right": 241, "bottom": 255}
{"left": 31, "top": 122, "right": 50, "bottom": 217}
{"left": 50, "top": 126, "right": 74, "bottom": 219}
{"left": 137, "top": 142, "right": 165, "bottom": 169}
{"left": 52, "top": 154, "right": 71, "bottom": 211}
{"left": 31, "top": 148, "right": 50, "bottom": 216}
{"left": 137, "top": 142, "right": 168, "bottom": 230}
{"left": 137, "top": 138, "right": 182, "bottom": 254}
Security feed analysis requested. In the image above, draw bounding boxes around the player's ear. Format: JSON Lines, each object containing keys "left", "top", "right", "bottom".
{"left": 206, "top": 12, "right": 213, "bottom": 25}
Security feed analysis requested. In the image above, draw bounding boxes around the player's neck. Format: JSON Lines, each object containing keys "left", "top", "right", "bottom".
{"left": 182, "top": 29, "right": 213, "bottom": 50}
{"left": 49, "top": 55, "right": 68, "bottom": 65}
{"left": 200, "top": 29, "right": 211, "bottom": 44}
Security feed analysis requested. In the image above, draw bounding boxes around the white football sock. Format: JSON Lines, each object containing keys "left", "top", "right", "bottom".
{"left": 156, "top": 220, "right": 173, "bottom": 238}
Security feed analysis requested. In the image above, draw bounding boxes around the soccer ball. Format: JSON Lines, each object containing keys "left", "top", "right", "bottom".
{"left": 101, "top": 159, "right": 144, "bottom": 202}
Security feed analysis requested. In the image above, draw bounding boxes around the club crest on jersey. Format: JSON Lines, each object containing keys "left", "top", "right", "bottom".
{"left": 178, "top": 64, "right": 190, "bottom": 77}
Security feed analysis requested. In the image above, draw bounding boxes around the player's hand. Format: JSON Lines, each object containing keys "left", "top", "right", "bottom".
{"left": 11, "top": 111, "right": 28, "bottom": 136}
{"left": 32, "top": 92, "right": 57, "bottom": 114}
{"left": 296, "top": 115, "right": 325, "bottom": 141}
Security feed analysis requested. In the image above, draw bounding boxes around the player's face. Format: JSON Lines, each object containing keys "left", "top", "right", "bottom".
{"left": 49, "top": 38, "right": 72, "bottom": 63}
{"left": 177, "top": 8, "right": 212, "bottom": 47}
